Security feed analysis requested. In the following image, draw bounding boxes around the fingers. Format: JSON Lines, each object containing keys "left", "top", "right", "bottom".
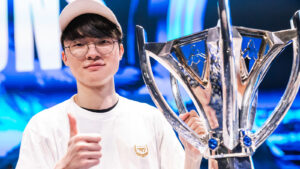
{"left": 78, "top": 151, "right": 102, "bottom": 159}
{"left": 182, "top": 110, "right": 207, "bottom": 136}
{"left": 66, "top": 134, "right": 102, "bottom": 168}
{"left": 180, "top": 110, "right": 199, "bottom": 123}
{"left": 82, "top": 159, "right": 100, "bottom": 169}
{"left": 68, "top": 113, "right": 78, "bottom": 138}
{"left": 195, "top": 126, "right": 206, "bottom": 135}
{"left": 179, "top": 110, "right": 205, "bottom": 156}
{"left": 187, "top": 117, "right": 197, "bottom": 127}
{"left": 189, "top": 110, "right": 198, "bottom": 117}
{"left": 68, "top": 134, "right": 102, "bottom": 152}
{"left": 70, "top": 141, "right": 102, "bottom": 152}
{"left": 179, "top": 113, "right": 190, "bottom": 121}
{"left": 72, "top": 134, "right": 102, "bottom": 143}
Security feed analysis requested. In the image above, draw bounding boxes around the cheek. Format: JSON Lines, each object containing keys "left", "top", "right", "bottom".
{"left": 66, "top": 59, "right": 82, "bottom": 76}
{"left": 113, "top": 54, "right": 121, "bottom": 69}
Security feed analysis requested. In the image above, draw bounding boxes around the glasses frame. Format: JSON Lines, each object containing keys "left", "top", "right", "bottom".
{"left": 64, "top": 38, "right": 119, "bottom": 59}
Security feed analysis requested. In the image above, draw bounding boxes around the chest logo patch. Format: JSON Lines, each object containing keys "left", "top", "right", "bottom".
{"left": 134, "top": 145, "right": 148, "bottom": 157}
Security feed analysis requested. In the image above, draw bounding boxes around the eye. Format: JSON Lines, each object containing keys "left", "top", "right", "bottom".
{"left": 96, "top": 39, "right": 112, "bottom": 46}
{"left": 71, "top": 42, "right": 85, "bottom": 48}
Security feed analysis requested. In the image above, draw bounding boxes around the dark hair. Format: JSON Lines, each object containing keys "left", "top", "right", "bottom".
{"left": 61, "top": 13, "right": 122, "bottom": 48}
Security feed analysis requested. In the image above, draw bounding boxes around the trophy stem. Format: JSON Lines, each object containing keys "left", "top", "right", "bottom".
{"left": 209, "top": 156, "right": 254, "bottom": 169}
{"left": 217, "top": 0, "right": 239, "bottom": 150}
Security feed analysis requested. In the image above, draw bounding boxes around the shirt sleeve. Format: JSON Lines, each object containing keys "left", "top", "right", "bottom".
{"left": 16, "top": 121, "right": 56, "bottom": 169}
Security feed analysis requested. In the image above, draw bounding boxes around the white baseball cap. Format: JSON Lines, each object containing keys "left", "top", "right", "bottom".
{"left": 59, "top": 0, "right": 122, "bottom": 36}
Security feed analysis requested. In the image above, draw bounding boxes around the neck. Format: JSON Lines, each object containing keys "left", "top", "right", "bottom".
{"left": 75, "top": 80, "right": 118, "bottom": 110}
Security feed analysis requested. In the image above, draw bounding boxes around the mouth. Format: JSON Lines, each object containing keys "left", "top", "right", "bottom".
{"left": 84, "top": 62, "right": 105, "bottom": 70}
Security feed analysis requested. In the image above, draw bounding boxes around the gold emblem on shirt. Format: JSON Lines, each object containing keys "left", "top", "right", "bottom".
{"left": 134, "top": 145, "right": 148, "bottom": 157}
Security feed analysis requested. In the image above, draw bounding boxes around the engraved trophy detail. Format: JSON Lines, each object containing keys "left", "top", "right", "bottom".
{"left": 136, "top": 0, "right": 300, "bottom": 168}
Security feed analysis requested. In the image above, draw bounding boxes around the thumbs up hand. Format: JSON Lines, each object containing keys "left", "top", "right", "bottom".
{"left": 55, "top": 113, "right": 102, "bottom": 169}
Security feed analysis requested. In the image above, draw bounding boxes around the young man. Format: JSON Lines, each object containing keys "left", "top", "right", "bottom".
{"left": 16, "top": 0, "right": 205, "bottom": 168}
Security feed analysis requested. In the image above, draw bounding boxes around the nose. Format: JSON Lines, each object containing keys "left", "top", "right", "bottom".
{"left": 85, "top": 43, "right": 100, "bottom": 60}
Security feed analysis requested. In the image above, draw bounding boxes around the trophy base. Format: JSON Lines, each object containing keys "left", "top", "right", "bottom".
{"left": 209, "top": 156, "right": 254, "bottom": 169}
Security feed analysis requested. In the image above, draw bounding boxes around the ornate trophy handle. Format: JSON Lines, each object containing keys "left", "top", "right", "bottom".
{"left": 136, "top": 25, "right": 208, "bottom": 153}
{"left": 170, "top": 74, "right": 188, "bottom": 115}
{"left": 253, "top": 11, "right": 300, "bottom": 148}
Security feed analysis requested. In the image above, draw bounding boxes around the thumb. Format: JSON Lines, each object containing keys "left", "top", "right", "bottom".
{"left": 68, "top": 113, "right": 78, "bottom": 138}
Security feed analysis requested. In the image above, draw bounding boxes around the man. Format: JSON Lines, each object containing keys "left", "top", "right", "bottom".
{"left": 16, "top": 0, "right": 205, "bottom": 168}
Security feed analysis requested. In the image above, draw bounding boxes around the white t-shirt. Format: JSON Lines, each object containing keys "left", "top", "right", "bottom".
{"left": 16, "top": 95, "right": 185, "bottom": 169}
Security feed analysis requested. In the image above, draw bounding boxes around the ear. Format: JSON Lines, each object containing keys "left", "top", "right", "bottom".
{"left": 62, "top": 51, "right": 69, "bottom": 66}
{"left": 118, "top": 44, "right": 124, "bottom": 60}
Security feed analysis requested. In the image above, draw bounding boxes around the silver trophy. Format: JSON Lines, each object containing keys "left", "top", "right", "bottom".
{"left": 136, "top": 0, "right": 300, "bottom": 168}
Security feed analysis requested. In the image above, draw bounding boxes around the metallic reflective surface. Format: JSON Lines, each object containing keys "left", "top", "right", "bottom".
{"left": 136, "top": 0, "right": 300, "bottom": 168}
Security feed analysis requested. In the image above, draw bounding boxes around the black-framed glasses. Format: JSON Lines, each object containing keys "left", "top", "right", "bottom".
{"left": 64, "top": 39, "right": 118, "bottom": 59}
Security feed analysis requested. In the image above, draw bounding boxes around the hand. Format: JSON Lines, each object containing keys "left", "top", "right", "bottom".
{"left": 179, "top": 110, "right": 206, "bottom": 157}
{"left": 55, "top": 113, "right": 102, "bottom": 169}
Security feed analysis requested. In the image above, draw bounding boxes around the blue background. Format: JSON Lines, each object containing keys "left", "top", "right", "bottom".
{"left": 0, "top": 0, "right": 300, "bottom": 168}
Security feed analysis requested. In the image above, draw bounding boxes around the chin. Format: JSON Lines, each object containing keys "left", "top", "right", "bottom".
{"left": 75, "top": 70, "right": 116, "bottom": 87}
{"left": 84, "top": 76, "right": 113, "bottom": 87}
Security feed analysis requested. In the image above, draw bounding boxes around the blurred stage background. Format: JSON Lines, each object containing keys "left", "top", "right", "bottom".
{"left": 0, "top": 0, "right": 299, "bottom": 168}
